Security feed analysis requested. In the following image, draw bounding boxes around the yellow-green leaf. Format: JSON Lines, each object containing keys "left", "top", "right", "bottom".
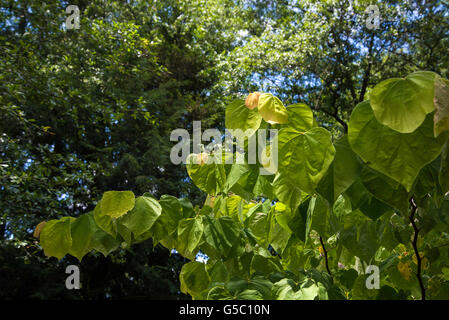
{"left": 100, "top": 191, "right": 135, "bottom": 218}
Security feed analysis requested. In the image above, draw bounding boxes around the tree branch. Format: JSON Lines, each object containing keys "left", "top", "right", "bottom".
{"left": 320, "top": 236, "right": 332, "bottom": 277}
{"left": 359, "top": 33, "right": 375, "bottom": 103}
{"left": 318, "top": 94, "right": 348, "bottom": 133}
{"left": 0, "top": 223, "right": 5, "bottom": 240}
{"left": 409, "top": 197, "right": 426, "bottom": 300}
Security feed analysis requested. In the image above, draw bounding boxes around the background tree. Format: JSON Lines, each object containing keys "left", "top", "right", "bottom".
{"left": 215, "top": 0, "right": 449, "bottom": 134}
{"left": 0, "top": 0, "right": 245, "bottom": 299}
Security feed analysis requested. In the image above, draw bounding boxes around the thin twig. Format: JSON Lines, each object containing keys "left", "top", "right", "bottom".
{"left": 319, "top": 236, "right": 332, "bottom": 277}
{"left": 409, "top": 197, "right": 426, "bottom": 300}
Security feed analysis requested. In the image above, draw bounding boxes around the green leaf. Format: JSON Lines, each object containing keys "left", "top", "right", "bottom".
{"left": 340, "top": 215, "right": 381, "bottom": 262}
{"left": 225, "top": 99, "right": 262, "bottom": 133}
{"left": 335, "top": 269, "right": 358, "bottom": 290}
{"left": 93, "top": 202, "right": 116, "bottom": 237}
{"left": 440, "top": 141, "right": 449, "bottom": 193}
{"left": 180, "top": 261, "right": 210, "bottom": 297}
{"left": 278, "top": 127, "right": 335, "bottom": 194}
{"left": 345, "top": 181, "right": 393, "bottom": 220}
{"left": 235, "top": 289, "right": 264, "bottom": 300}
{"left": 271, "top": 222, "right": 291, "bottom": 255}
{"left": 246, "top": 211, "right": 274, "bottom": 247}
{"left": 223, "top": 253, "right": 254, "bottom": 279}
{"left": 272, "top": 172, "right": 302, "bottom": 213}
{"left": 272, "top": 278, "right": 321, "bottom": 300}
{"left": 317, "top": 135, "right": 361, "bottom": 205}
{"left": 300, "top": 284, "right": 323, "bottom": 300}
{"left": 89, "top": 217, "right": 121, "bottom": 257}
{"left": 376, "top": 285, "right": 404, "bottom": 300}
{"left": 224, "top": 195, "right": 244, "bottom": 220}
{"left": 348, "top": 100, "right": 449, "bottom": 191}
{"left": 138, "top": 196, "right": 175, "bottom": 245}
{"left": 151, "top": 195, "right": 184, "bottom": 243}
{"left": 208, "top": 260, "right": 229, "bottom": 283}
{"left": 434, "top": 77, "right": 449, "bottom": 137}
{"left": 230, "top": 183, "right": 254, "bottom": 201}
{"left": 207, "top": 286, "right": 233, "bottom": 300}
{"left": 186, "top": 153, "right": 226, "bottom": 196}
{"left": 224, "top": 163, "right": 251, "bottom": 193}
{"left": 100, "top": 191, "right": 135, "bottom": 219}
{"left": 116, "top": 223, "right": 132, "bottom": 246}
{"left": 252, "top": 174, "right": 275, "bottom": 199}
{"left": 271, "top": 278, "right": 302, "bottom": 300}
{"left": 69, "top": 214, "right": 94, "bottom": 261}
{"left": 176, "top": 216, "right": 204, "bottom": 258}
{"left": 203, "top": 216, "right": 243, "bottom": 259}
{"left": 332, "top": 136, "right": 361, "bottom": 199}
{"left": 360, "top": 165, "right": 409, "bottom": 214}
{"left": 370, "top": 71, "right": 437, "bottom": 133}
{"left": 358, "top": 222, "right": 380, "bottom": 262}
{"left": 117, "top": 196, "right": 161, "bottom": 237}
{"left": 388, "top": 257, "right": 418, "bottom": 291}
{"left": 351, "top": 276, "right": 378, "bottom": 299}
{"left": 286, "top": 103, "right": 314, "bottom": 132}
{"left": 306, "top": 195, "right": 329, "bottom": 240}
{"left": 250, "top": 254, "right": 282, "bottom": 276}
{"left": 230, "top": 163, "right": 274, "bottom": 200}
{"left": 258, "top": 93, "right": 288, "bottom": 124}
{"left": 40, "top": 217, "right": 73, "bottom": 260}
{"left": 179, "top": 197, "right": 195, "bottom": 219}
{"left": 285, "top": 198, "right": 309, "bottom": 242}
{"left": 225, "top": 276, "right": 273, "bottom": 299}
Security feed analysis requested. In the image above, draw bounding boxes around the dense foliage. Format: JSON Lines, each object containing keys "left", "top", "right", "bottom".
{"left": 37, "top": 70, "right": 449, "bottom": 300}
{"left": 1, "top": 0, "right": 239, "bottom": 299}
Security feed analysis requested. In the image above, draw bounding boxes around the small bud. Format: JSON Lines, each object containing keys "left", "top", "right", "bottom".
{"left": 33, "top": 221, "right": 47, "bottom": 238}
{"left": 196, "top": 153, "right": 209, "bottom": 165}
{"left": 245, "top": 92, "right": 261, "bottom": 110}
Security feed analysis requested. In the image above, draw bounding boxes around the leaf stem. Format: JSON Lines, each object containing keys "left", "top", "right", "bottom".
{"left": 409, "top": 197, "right": 426, "bottom": 300}
{"left": 319, "top": 236, "right": 332, "bottom": 277}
